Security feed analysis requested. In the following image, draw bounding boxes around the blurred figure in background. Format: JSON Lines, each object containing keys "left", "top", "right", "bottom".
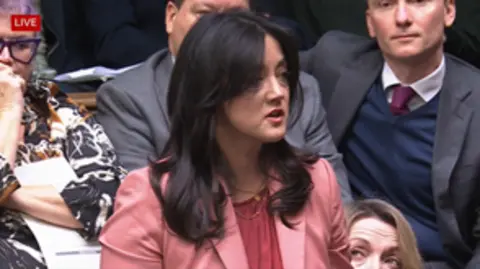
{"left": 41, "top": 0, "right": 168, "bottom": 73}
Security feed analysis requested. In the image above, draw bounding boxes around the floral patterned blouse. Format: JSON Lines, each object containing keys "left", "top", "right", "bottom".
{"left": 0, "top": 79, "right": 126, "bottom": 268}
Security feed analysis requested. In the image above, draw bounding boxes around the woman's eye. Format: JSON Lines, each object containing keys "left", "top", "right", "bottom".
{"left": 349, "top": 249, "right": 365, "bottom": 259}
{"left": 277, "top": 72, "right": 289, "bottom": 86}
{"left": 384, "top": 257, "right": 401, "bottom": 268}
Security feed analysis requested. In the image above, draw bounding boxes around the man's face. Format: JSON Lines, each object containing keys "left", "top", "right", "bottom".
{"left": 366, "top": 0, "right": 455, "bottom": 63}
{"left": 165, "top": 0, "right": 250, "bottom": 56}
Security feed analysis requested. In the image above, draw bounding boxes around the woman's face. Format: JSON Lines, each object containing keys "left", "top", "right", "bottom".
{"left": 0, "top": 15, "right": 36, "bottom": 85}
{"left": 217, "top": 34, "right": 290, "bottom": 145}
{"left": 349, "top": 217, "right": 401, "bottom": 269}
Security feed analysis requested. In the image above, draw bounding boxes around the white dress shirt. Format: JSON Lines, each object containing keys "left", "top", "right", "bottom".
{"left": 381, "top": 56, "right": 446, "bottom": 111}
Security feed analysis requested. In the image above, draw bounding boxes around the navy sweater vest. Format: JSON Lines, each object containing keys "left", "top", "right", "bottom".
{"left": 340, "top": 80, "right": 446, "bottom": 261}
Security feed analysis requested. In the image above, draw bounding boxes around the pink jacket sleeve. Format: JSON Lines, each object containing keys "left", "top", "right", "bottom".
{"left": 99, "top": 168, "right": 164, "bottom": 269}
{"left": 319, "top": 159, "right": 353, "bottom": 269}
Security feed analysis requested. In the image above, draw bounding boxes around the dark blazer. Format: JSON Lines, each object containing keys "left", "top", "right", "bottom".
{"left": 42, "top": 0, "right": 94, "bottom": 73}
{"left": 300, "top": 30, "right": 480, "bottom": 269}
{"left": 42, "top": 0, "right": 168, "bottom": 73}
{"left": 94, "top": 49, "right": 352, "bottom": 202}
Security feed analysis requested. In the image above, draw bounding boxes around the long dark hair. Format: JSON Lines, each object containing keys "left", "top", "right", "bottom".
{"left": 150, "top": 9, "right": 317, "bottom": 246}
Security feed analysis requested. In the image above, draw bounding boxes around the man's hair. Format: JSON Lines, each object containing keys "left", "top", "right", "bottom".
{"left": 171, "top": 0, "right": 251, "bottom": 8}
{"left": 171, "top": 0, "right": 184, "bottom": 7}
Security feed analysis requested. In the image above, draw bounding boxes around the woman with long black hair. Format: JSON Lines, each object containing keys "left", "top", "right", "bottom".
{"left": 99, "top": 9, "right": 351, "bottom": 269}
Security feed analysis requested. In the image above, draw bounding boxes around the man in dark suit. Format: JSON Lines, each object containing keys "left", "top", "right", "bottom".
{"left": 95, "top": 0, "right": 352, "bottom": 202}
{"left": 301, "top": 0, "right": 480, "bottom": 268}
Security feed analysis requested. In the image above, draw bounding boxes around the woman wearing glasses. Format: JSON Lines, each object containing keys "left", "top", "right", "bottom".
{"left": 0, "top": 1, "right": 125, "bottom": 268}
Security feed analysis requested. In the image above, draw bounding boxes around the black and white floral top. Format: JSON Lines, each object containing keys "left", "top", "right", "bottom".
{"left": 0, "top": 79, "right": 126, "bottom": 268}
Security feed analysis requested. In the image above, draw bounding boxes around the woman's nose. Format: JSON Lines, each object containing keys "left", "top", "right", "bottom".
{"left": 0, "top": 45, "right": 13, "bottom": 65}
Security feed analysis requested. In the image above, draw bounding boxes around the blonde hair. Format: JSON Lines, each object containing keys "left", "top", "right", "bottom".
{"left": 346, "top": 199, "right": 423, "bottom": 269}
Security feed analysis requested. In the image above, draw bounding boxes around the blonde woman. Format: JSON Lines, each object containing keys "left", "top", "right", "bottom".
{"left": 346, "top": 199, "right": 422, "bottom": 269}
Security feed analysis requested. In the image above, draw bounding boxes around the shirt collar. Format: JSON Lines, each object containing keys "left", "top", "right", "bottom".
{"left": 381, "top": 56, "right": 446, "bottom": 102}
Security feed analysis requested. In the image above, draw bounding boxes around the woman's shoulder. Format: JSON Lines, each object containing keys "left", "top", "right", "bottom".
{"left": 99, "top": 166, "right": 166, "bottom": 261}
{"left": 115, "top": 166, "right": 161, "bottom": 211}
{"left": 101, "top": 166, "right": 165, "bottom": 238}
{"left": 306, "top": 158, "right": 340, "bottom": 202}
{"left": 307, "top": 158, "right": 336, "bottom": 184}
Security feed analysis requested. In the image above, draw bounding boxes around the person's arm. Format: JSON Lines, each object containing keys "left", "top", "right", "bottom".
{"left": 300, "top": 73, "right": 352, "bottom": 202}
{"left": 319, "top": 159, "right": 353, "bottom": 269}
{"left": 0, "top": 156, "right": 19, "bottom": 205}
{"left": 5, "top": 185, "right": 82, "bottom": 229}
{"left": 83, "top": 0, "right": 168, "bottom": 68}
{"left": 95, "top": 81, "right": 157, "bottom": 171}
{"left": 99, "top": 169, "right": 163, "bottom": 269}
{"left": 7, "top": 94, "right": 125, "bottom": 239}
{"left": 0, "top": 107, "right": 22, "bottom": 204}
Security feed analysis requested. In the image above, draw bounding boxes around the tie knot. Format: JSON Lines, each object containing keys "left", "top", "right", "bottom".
{"left": 390, "top": 85, "right": 415, "bottom": 115}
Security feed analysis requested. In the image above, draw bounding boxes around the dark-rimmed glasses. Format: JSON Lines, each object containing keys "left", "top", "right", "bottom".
{"left": 0, "top": 38, "right": 41, "bottom": 65}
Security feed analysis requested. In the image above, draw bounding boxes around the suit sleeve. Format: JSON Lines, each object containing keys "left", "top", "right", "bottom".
{"left": 299, "top": 49, "right": 313, "bottom": 74}
{"left": 300, "top": 74, "right": 353, "bottom": 203}
{"left": 99, "top": 169, "right": 163, "bottom": 269}
{"left": 95, "top": 82, "right": 157, "bottom": 171}
{"left": 83, "top": 0, "right": 168, "bottom": 68}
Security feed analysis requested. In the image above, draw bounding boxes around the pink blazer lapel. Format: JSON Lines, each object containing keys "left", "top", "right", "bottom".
{"left": 270, "top": 180, "right": 306, "bottom": 269}
{"left": 210, "top": 199, "right": 250, "bottom": 269}
{"left": 275, "top": 212, "right": 306, "bottom": 268}
{"left": 210, "top": 180, "right": 306, "bottom": 269}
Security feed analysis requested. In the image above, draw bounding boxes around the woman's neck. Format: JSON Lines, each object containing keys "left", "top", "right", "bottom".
{"left": 216, "top": 132, "right": 265, "bottom": 201}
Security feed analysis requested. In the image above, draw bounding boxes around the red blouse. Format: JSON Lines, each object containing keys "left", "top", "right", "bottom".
{"left": 233, "top": 190, "right": 284, "bottom": 269}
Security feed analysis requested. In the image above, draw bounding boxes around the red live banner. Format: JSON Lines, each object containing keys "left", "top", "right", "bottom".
{"left": 11, "top": 14, "right": 41, "bottom": 32}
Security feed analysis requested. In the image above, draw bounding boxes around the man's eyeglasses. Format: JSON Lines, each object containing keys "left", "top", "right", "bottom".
{"left": 0, "top": 38, "right": 41, "bottom": 65}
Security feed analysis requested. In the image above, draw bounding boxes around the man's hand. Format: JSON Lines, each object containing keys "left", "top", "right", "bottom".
{"left": 0, "top": 64, "right": 25, "bottom": 167}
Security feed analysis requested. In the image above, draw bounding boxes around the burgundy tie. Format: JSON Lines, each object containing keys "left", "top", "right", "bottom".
{"left": 389, "top": 85, "right": 415, "bottom": 116}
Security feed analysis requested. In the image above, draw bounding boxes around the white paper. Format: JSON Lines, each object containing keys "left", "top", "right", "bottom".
{"left": 54, "top": 64, "right": 140, "bottom": 83}
{"left": 14, "top": 158, "right": 101, "bottom": 269}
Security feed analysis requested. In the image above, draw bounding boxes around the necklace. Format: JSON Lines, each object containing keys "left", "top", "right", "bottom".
{"left": 233, "top": 187, "right": 268, "bottom": 220}
{"left": 230, "top": 180, "right": 267, "bottom": 201}
{"left": 234, "top": 195, "right": 266, "bottom": 220}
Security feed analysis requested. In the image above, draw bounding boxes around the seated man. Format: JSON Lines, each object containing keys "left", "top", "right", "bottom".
{"left": 95, "top": 0, "right": 352, "bottom": 202}
{"left": 301, "top": 0, "right": 480, "bottom": 268}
